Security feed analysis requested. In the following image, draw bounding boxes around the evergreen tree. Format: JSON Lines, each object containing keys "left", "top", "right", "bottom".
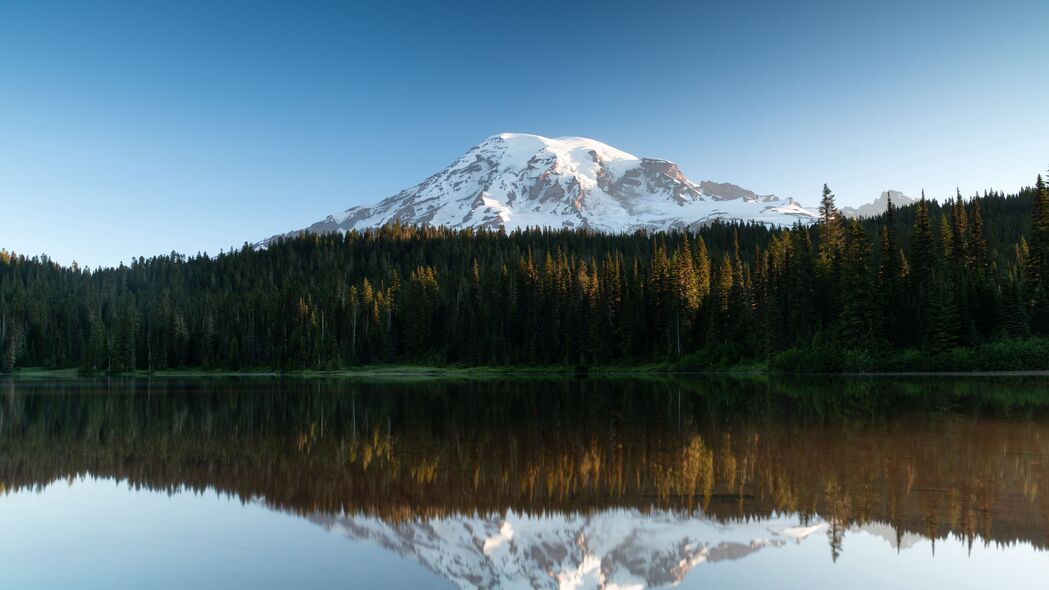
{"left": 1029, "top": 175, "right": 1049, "bottom": 285}
{"left": 938, "top": 213, "right": 953, "bottom": 259}
{"left": 1027, "top": 175, "right": 1049, "bottom": 333}
{"left": 787, "top": 224, "right": 817, "bottom": 345}
{"left": 910, "top": 193, "right": 936, "bottom": 279}
{"left": 968, "top": 199, "right": 989, "bottom": 271}
{"left": 670, "top": 239, "right": 699, "bottom": 357}
{"left": 837, "top": 220, "right": 874, "bottom": 346}
{"left": 0, "top": 184, "right": 1046, "bottom": 373}
{"left": 2, "top": 321, "right": 21, "bottom": 372}
{"left": 113, "top": 301, "right": 137, "bottom": 373}
{"left": 877, "top": 194, "right": 907, "bottom": 345}
{"left": 817, "top": 184, "right": 845, "bottom": 268}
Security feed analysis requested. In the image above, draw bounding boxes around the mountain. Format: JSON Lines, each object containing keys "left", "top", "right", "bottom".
{"left": 261, "top": 133, "right": 817, "bottom": 244}
{"left": 308, "top": 507, "right": 931, "bottom": 589}
{"left": 310, "top": 509, "right": 827, "bottom": 590}
{"left": 841, "top": 190, "right": 915, "bottom": 218}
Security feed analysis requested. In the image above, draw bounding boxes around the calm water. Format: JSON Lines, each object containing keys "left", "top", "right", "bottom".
{"left": 1, "top": 376, "right": 1048, "bottom": 589}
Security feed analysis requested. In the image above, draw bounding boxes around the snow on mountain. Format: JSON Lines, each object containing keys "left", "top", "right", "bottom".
{"left": 852, "top": 522, "right": 923, "bottom": 551}
{"left": 309, "top": 509, "right": 829, "bottom": 590}
{"left": 841, "top": 190, "right": 915, "bottom": 219}
{"left": 261, "top": 133, "right": 818, "bottom": 244}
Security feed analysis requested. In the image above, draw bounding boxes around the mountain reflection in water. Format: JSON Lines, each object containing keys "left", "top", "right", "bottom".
{"left": 1, "top": 376, "right": 1048, "bottom": 588}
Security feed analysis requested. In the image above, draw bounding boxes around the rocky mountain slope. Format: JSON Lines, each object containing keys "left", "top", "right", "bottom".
{"left": 841, "top": 190, "right": 915, "bottom": 218}
{"left": 261, "top": 133, "right": 818, "bottom": 244}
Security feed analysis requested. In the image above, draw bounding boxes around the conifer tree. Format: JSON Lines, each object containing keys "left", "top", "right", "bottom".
{"left": 938, "top": 213, "right": 953, "bottom": 259}
{"left": 694, "top": 236, "right": 712, "bottom": 303}
{"left": 968, "top": 199, "right": 989, "bottom": 271}
{"left": 2, "top": 321, "right": 21, "bottom": 372}
{"left": 347, "top": 285, "right": 360, "bottom": 361}
{"left": 1, "top": 196, "right": 1048, "bottom": 372}
{"left": 113, "top": 301, "right": 137, "bottom": 373}
{"left": 877, "top": 194, "right": 907, "bottom": 344}
{"left": 1030, "top": 175, "right": 1049, "bottom": 285}
{"left": 906, "top": 193, "right": 939, "bottom": 347}
{"left": 951, "top": 191, "right": 968, "bottom": 265}
{"left": 671, "top": 240, "right": 699, "bottom": 356}
{"left": 837, "top": 220, "right": 874, "bottom": 346}
{"left": 925, "top": 280, "right": 961, "bottom": 352}
{"left": 649, "top": 243, "right": 673, "bottom": 355}
{"left": 726, "top": 231, "right": 752, "bottom": 351}
{"left": 787, "top": 224, "right": 817, "bottom": 345}
{"left": 817, "top": 184, "right": 844, "bottom": 267}
{"left": 1027, "top": 175, "right": 1049, "bottom": 333}
{"left": 910, "top": 193, "right": 936, "bottom": 279}
{"left": 713, "top": 254, "right": 734, "bottom": 328}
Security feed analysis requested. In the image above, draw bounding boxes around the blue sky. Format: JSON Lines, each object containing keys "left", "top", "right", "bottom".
{"left": 2, "top": 0, "right": 1047, "bottom": 267}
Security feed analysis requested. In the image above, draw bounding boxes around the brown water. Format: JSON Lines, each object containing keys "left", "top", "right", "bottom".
{"left": 1, "top": 376, "right": 1047, "bottom": 588}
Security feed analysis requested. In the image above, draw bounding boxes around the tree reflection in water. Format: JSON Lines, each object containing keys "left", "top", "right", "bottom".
{"left": 2, "top": 375, "right": 1048, "bottom": 556}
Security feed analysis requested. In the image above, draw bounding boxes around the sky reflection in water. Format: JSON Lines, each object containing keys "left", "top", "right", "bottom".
{"left": 0, "top": 376, "right": 1047, "bottom": 588}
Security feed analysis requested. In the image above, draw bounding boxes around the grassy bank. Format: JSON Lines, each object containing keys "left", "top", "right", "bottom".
{"left": 765, "top": 337, "right": 1049, "bottom": 374}
{"left": 7, "top": 338, "right": 1049, "bottom": 378}
{"left": 4, "top": 364, "right": 679, "bottom": 380}
{"left": 635, "top": 337, "right": 1049, "bottom": 375}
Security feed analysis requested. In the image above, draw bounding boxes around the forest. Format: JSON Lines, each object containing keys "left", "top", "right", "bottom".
{"left": 3, "top": 175, "right": 1049, "bottom": 373}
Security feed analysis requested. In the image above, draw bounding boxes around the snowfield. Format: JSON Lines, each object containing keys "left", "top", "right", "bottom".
{"left": 261, "top": 133, "right": 819, "bottom": 245}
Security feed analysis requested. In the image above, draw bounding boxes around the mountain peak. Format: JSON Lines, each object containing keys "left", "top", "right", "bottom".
{"left": 482, "top": 133, "right": 641, "bottom": 168}
{"left": 841, "top": 190, "right": 916, "bottom": 218}
{"left": 260, "top": 134, "right": 818, "bottom": 245}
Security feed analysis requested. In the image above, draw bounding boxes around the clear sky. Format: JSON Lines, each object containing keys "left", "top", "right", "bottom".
{"left": 2, "top": 0, "right": 1047, "bottom": 267}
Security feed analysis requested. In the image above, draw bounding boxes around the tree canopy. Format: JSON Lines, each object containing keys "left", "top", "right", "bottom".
{"left": 1, "top": 179, "right": 1047, "bottom": 372}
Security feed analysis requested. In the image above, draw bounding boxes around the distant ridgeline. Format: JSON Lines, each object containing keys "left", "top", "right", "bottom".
{"left": 2, "top": 377, "right": 1049, "bottom": 553}
{"left": 2, "top": 177, "right": 1049, "bottom": 372}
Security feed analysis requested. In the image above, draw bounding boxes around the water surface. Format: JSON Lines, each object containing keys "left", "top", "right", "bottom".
{"left": 1, "top": 376, "right": 1047, "bottom": 588}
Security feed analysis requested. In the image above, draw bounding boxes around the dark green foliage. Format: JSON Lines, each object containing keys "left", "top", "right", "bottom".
{"left": 836, "top": 220, "right": 875, "bottom": 347}
{"left": 1, "top": 177, "right": 1048, "bottom": 373}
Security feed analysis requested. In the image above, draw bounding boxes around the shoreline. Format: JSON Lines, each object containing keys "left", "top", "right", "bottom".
{"left": 6, "top": 366, "right": 1049, "bottom": 379}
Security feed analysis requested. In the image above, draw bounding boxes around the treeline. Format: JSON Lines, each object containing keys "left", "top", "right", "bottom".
{"left": 2, "top": 177, "right": 1049, "bottom": 372}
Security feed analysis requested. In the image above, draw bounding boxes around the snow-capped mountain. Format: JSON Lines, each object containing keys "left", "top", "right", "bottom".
{"left": 841, "top": 190, "right": 915, "bottom": 218}
{"left": 309, "top": 509, "right": 829, "bottom": 590}
{"left": 262, "top": 133, "right": 817, "bottom": 244}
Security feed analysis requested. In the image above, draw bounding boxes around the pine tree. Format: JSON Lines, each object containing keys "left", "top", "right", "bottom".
{"left": 1030, "top": 175, "right": 1049, "bottom": 285}
{"left": 710, "top": 253, "right": 734, "bottom": 339}
{"left": 877, "top": 194, "right": 907, "bottom": 344}
{"left": 938, "top": 213, "right": 953, "bottom": 259}
{"left": 837, "top": 220, "right": 874, "bottom": 346}
{"left": 926, "top": 279, "right": 960, "bottom": 352}
{"left": 1027, "top": 175, "right": 1049, "bottom": 333}
{"left": 670, "top": 239, "right": 699, "bottom": 357}
{"left": 906, "top": 193, "right": 939, "bottom": 348}
{"left": 649, "top": 242, "right": 673, "bottom": 356}
{"left": 787, "top": 224, "right": 817, "bottom": 345}
{"left": 2, "top": 321, "right": 21, "bottom": 372}
{"left": 968, "top": 199, "right": 989, "bottom": 271}
{"left": 910, "top": 193, "right": 935, "bottom": 279}
{"left": 113, "top": 301, "right": 138, "bottom": 373}
{"left": 2, "top": 205, "right": 1048, "bottom": 372}
{"left": 694, "top": 236, "right": 712, "bottom": 303}
{"left": 1001, "top": 260, "right": 1029, "bottom": 338}
{"left": 727, "top": 231, "right": 752, "bottom": 352}
{"left": 817, "top": 184, "right": 845, "bottom": 269}
{"left": 83, "top": 314, "right": 109, "bottom": 374}
{"left": 347, "top": 285, "right": 360, "bottom": 362}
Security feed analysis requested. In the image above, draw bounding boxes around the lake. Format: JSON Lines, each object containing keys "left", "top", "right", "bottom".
{"left": 0, "top": 375, "right": 1047, "bottom": 588}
